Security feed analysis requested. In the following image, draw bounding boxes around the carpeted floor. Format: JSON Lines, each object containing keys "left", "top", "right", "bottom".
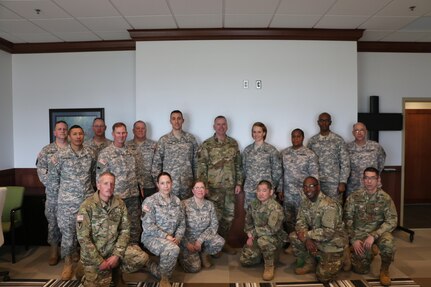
{"left": 0, "top": 278, "right": 421, "bottom": 287}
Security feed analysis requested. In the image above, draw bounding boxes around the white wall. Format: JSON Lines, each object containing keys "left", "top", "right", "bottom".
{"left": 0, "top": 50, "right": 14, "bottom": 169}
{"left": 358, "top": 53, "right": 431, "bottom": 165}
{"left": 12, "top": 51, "right": 136, "bottom": 167}
{"left": 136, "top": 40, "right": 358, "bottom": 150}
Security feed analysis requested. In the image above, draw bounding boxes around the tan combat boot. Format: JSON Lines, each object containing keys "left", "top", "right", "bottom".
{"left": 343, "top": 246, "right": 352, "bottom": 271}
{"left": 61, "top": 255, "right": 74, "bottom": 280}
{"left": 200, "top": 252, "right": 213, "bottom": 268}
{"left": 262, "top": 259, "right": 274, "bottom": 281}
{"left": 380, "top": 261, "right": 392, "bottom": 286}
{"left": 159, "top": 275, "right": 171, "bottom": 287}
{"left": 48, "top": 244, "right": 59, "bottom": 266}
{"left": 112, "top": 268, "right": 127, "bottom": 287}
{"left": 222, "top": 243, "right": 237, "bottom": 255}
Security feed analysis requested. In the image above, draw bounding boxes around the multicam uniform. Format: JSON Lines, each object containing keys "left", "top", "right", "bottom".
{"left": 197, "top": 134, "right": 243, "bottom": 239}
{"left": 152, "top": 131, "right": 198, "bottom": 200}
{"left": 141, "top": 192, "right": 186, "bottom": 279}
{"left": 290, "top": 192, "right": 347, "bottom": 283}
{"left": 307, "top": 132, "right": 350, "bottom": 202}
{"left": 77, "top": 192, "right": 149, "bottom": 287}
{"left": 346, "top": 140, "right": 386, "bottom": 196}
{"left": 179, "top": 197, "right": 225, "bottom": 272}
{"left": 344, "top": 188, "right": 397, "bottom": 273}
{"left": 279, "top": 146, "right": 319, "bottom": 234}
{"left": 97, "top": 143, "right": 144, "bottom": 244}
{"left": 242, "top": 142, "right": 282, "bottom": 208}
{"left": 83, "top": 138, "right": 112, "bottom": 156}
{"left": 36, "top": 142, "right": 64, "bottom": 246}
{"left": 48, "top": 145, "right": 96, "bottom": 258}
{"left": 126, "top": 138, "right": 157, "bottom": 197}
{"left": 240, "top": 197, "right": 286, "bottom": 266}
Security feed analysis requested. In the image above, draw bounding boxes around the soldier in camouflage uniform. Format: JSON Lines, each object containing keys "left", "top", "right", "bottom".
{"left": 242, "top": 122, "right": 282, "bottom": 208}
{"left": 307, "top": 113, "right": 350, "bottom": 203}
{"left": 77, "top": 172, "right": 149, "bottom": 287}
{"left": 126, "top": 120, "right": 157, "bottom": 199}
{"left": 289, "top": 176, "right": 347, "bottom": 287}
{"left": 36, "top": 120, "right": 68, "bottom": 266}
{"left": 179, "top": 181, "right": 224, "bottom": 273}
{"left": 83, "top": 118, "right": 112, "bottom": 156}
{"left": 48, "top": 125, "right": 97, "bottom": 280}
{"left": 278, "top": 128, "right": 319, "bottom": 236}
{"left": 344, "top": 167, "right": 397, "bottom": 286}
{"left": 97, "top": 122, "right": 144, "bottom": 245}
{"left": 197, "top": 115, "right": 243, "bottom": 255}
{"left": 346, "top": 122, "right": 386, "bottom": 196}
{"left": 240, "top": 180, "right": 286, "bottom": 281}
{"left": 152, "top": 110, "right": 199, "bottom": 200}
{"left": 141, "top": 172, "right": 185, "bottom": 287}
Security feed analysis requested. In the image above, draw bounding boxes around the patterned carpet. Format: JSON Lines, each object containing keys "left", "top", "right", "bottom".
{"left": 0, "top": 278, "right": 420, "bottom": 287}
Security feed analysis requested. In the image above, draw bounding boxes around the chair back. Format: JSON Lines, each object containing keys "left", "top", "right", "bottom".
{"left": 0, "top": 187, "right": 6, "bottom": 246}
{"left": 2, "top": 186, "right": 25, "bottom": 233}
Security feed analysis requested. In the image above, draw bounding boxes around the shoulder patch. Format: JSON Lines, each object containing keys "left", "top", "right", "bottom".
{"left": 77, "top": 214, "right": 84, "bottom": 222}
{"left": 142, "top": 204, "right": 150, "bottom": 213}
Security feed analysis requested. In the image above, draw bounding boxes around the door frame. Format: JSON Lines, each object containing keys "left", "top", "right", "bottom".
{"left": 402, "top": 98, "right": 431, "bottom": 225}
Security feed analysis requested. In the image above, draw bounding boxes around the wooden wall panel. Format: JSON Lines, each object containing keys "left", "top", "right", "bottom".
{"left": 381, "top": 166, "right": 401, "bottom": 224}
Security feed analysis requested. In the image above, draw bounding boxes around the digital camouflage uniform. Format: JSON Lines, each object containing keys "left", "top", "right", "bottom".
{"left": 126, "top": 138, "right": 157, "bottom": 197}
{"left": 346, "top": 140, "right": 386, "bottom": 196}
{"left": 307, "top": 132, "right": 350, "bottom": 202}
{"left": 344, "top": 188, "right": 397, "bottom": 274}
{"left": 141, "top": 192, "right": 186, "bottom": 279}
{"left": 179, "top": 197, "right": 224, "bottom": 272}
{"left": 97, "top": 143, "right": 144, "bottom": 244}
{"left": 48, "top": 145, "right": 96, "bottom": 258}
{"left": 77, "top": 192, "right": 149, "bottom": 287}
{"left": 197, "top": 134, "right": 243, "bottom": 239}
{"left": 36, "top": 142, "right": 64, "bottom": 246}
{"left": 83, "top": 138, "right": 112, "bottom": 156}
{"left": 242, "top": 142, "right": 282, "bottom": 208}
{"left": 290, "top": 192, "right": 347, "bottom": 283}
{"left": 279, "top": 146, "right": 319, "bottom": 234}
{"left": 240, "top": 197, "right": 286, "bottom": 267}
{"left": 152, "top": 131, "right": 198, "bottom": 200}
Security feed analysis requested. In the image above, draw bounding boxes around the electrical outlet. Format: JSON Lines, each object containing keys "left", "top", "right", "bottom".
{"left": 243, "top": 80, "right": 249, "bottom": 89}
{"left": 256, "top": 80, "right": 262, "bottom": 89}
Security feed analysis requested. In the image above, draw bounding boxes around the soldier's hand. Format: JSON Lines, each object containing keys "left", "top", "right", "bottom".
{"left": 297, "top": 231, "right": 306, "bottom": 242}
{"left": 186, "top": 242, "right": 197, "bottom": 253}
{"left": 363, "top": 235, "right": 375, "bottom": 250}
{"left": 99, "top": 260, "right": 111, "bottom": 271}
{"left": 338, "top": 183, "right": 346, "bottom": 193}
{"left": 234, "top": 185, "right": 242, "bottom": 194}
{"left": 305, "top": 239, "right": 317, "bottom": 255}
{"left": 106, "top": 255, "right": 120, "bottom": 269}
{"left": 246, "top": 237, "right": 254, "bottom": 247}
{"left": 352, "top": 240, "right": 365, "bottom": 257}
{"left": 277, "top": 192, "right": 284, "bottom": 202}
{"left": 194, "top": 241, "right": 202, "bottom": 251}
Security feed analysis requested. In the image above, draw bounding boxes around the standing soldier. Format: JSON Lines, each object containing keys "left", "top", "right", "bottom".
{"left": 240, "top": 180, "right": 286, "bottom": 281}
{"left": 197, "top": 115, "right": 243, "bottom": 255}
{"left": 344, "top": 167, "right": 397, "bottom": 286}
{"left": 279, "top": 128, "right": 319, "bottom": 236}
{"left": 346, "top": 122, "right": 386, "bottom": 196}
{"left": 97, "top": 122, "right": 144, "bottom": 245}
{"left": 83, "top": 118, "right": 112, "bottom": 155}
{"left": 307, "top": 112, "right": 350, "bottom": 203}
{"left": 289, "top": 176, "right": 347, "bottom": 287}
{"left": 242, "top": 122, "right": 282, "bottom": 208}
{"left": 36, "top": 120, "right": 68, "bottom": 266}
{"left": 126, "top": 120, "right": 157, "bottom": 199}
{"left": 48, "top": 125, "right": 97, "bottom": 280}
{"left": 77, "top": 171, "right": 150, "bottom": 287}
{"left": 152, "top": 110, "right": 199, "bottom": 200}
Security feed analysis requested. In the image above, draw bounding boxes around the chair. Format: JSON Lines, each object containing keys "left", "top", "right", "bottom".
{"left": 2, "top": 186, "right": 28, "bottom": 263}
{"left": 0, "top": 187, "right": 10, "bottom": 280}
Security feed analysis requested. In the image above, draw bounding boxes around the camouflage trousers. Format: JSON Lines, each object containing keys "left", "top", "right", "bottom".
{"left": 123, "top": 196, "right": 142, "bottom": 244}
{"left": 179, "top": 235, "right": 225, "bottom": 273}
{"left": 57, "top": 202, "right": 80, "bottom": 258}
{"left": 81, "top": 244, "right": 149, "bottom": 287}
{"left": 142, "top": 237, "right": 180, "bottom": 278}
{"left": 283, "top": 193, "right": 302, "bottom": 236}
{"left": 243, "top": 188, "right": 257, "bottom": 209}
{"left": 320, "top": 181, "right": 343, "bottom": 204}
{"left": 207, "top": 187, "right": 235, "bottom": 239}
{"left": 240, "top": 235, "right": 283, "bottom": 266}
{"left": 351, "top": 232, "right": 395, "bottom": 274}
{"left": 290, "top": 232, "right": 343, "bottom": 283}
{"left": 44, "top": 193, "right": 61, "bottom": 246}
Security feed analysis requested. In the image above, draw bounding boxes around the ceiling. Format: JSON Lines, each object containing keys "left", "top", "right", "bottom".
{"left": 1, "top": 0, "right": 431, "bottom": 44}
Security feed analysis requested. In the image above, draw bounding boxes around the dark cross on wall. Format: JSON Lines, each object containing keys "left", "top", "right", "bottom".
{"left": 358, "top": 96, "right": 403, "bottom": 142}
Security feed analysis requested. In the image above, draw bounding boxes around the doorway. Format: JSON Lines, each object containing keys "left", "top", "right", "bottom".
{"left": 403, "top": 99, "right": 431, "bottom": 228}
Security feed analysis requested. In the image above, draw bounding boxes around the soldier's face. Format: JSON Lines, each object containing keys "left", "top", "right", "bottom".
{"left": 112, "top": 126, "right": 127, "bottom": 147}
{"left": 97, "top": 174, "right": 115, "bottom": 202}
{"left": 192, "top": 182, "right": 207, "bottom": 199}
{"left": 68, "top": 128, "right": 84, "bottom": 147}
{"left": 133, "top": 122, "right": 146, "bottom": 140}
{"left": 213, "top": 118, "right": 228, "bottom": 137}
{"left": 170, "top": 113, "right": 184, "bottom": 131}
{"left": 362, "top": 171, "right": 380, "bottom": 193}
{"left": 303, "top": 179, "right": 319, "bottom": 202}
{"left": 54, "top": 122, "right": 68, "bottom": 140}
{"left": 157, "top": 175, "right": 172, "bottom": 196}
{"left": 252, "top": 126, "right": 265, "bottom": 143}
{"left": 353, "top": 123, "right": 367, "bottom": 142}
{"left": 92, "top": 119, "right": 106, "bottom": 137}
{"left": 291, "top": 130, "right": 304, "bottom": 148}
{"left": 317, "top": 114, "right": 331, "bottom": 133}
{"left": 256, "top": 183, "right": 273, "bottom": 203}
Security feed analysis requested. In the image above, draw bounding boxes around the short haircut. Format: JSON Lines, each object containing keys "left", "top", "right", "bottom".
{"left": 157, "top": 171, "right": 172, "bottom": 183}
{"left": 112, "top": 122, "right": 127, "bottom": 131}
{"left": 291, "top": 128, "right": 304, "bottom": 137}
{"left": 303, "top": 176, "right": 319, "bottom": 185}
{"left": 170, "top": 110, "right": 183, "bottom": 118}
{"left": 363, "top": 167, "right": 379, "bottom": 177}
{"left": 133, "top": 120, "right": 146, "bottom": 129}
{"left": 55, "top": 120, "right": 68, "bottom": 128}
{"left": 214, "top": 115, "right": 226, "bottom": 122}
{"left": 98, "top": 171, "right": 115, "bottom": 182}
{"left": 257, "top": 179, "right": 272, "bottom": 190}
{"left": 252, "top": 122, "right": 267, "bottom": 140}
{"left": 93, "top": 117, "right": 105, "bottom": 125}
{"left": 68, "top": 125, "right": 83, "bottom": 135}
{"left": 193, "top": 180, "right": 206, "bottom": 188}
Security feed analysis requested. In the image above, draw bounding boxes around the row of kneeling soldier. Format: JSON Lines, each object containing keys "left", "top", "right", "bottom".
{"left": 73, "top": 167, "right": 396, "bottom": 287}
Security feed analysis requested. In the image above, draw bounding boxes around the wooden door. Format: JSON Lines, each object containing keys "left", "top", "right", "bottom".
{"left": 405, "top": 109, "right": 431, "bottom": 203}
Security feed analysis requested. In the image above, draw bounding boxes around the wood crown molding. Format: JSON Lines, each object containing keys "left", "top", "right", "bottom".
{"left": 358, "top": 41, "right": 431, "bottom": 53}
